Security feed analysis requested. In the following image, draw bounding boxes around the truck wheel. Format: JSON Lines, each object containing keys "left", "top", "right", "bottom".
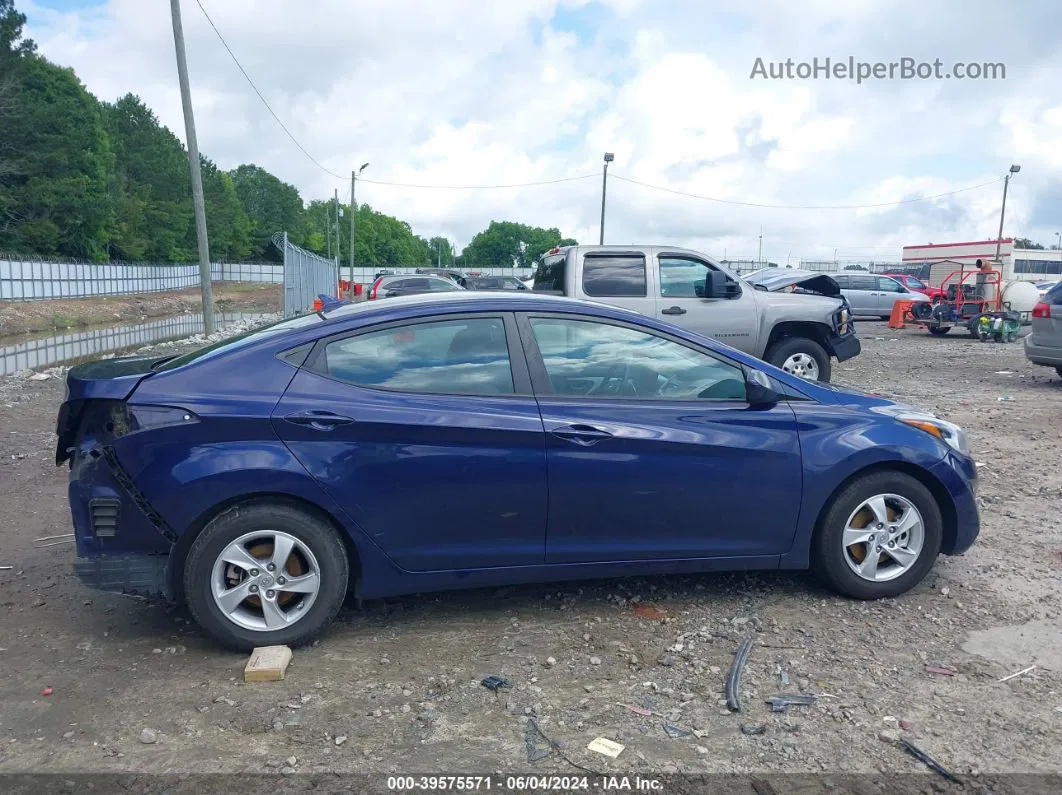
{"left": 765, "top": 338, "right": 831, "bottom": 382}
{"left": 183, "top": 502, "right": 349, "bottom": 652}
{"left": 811, "top": 471, "right": 942, "bottom": 600}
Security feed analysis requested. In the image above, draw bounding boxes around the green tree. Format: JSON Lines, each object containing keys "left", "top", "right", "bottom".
{"left": 0, "top": 0, "right": 35, "bottom": 237}
{"left": 104, "top": 94, "right": 194, "bottom": 261}
{"left": 199, "top": 157, "right": 252, "bottom": 261}
{"left": 460, "top": 221, "right": 577, "bottom": 268}
{"left": 1014, "top": 237, "right": 1044, "bottom": 250}
{"left": 0, "top": 53, "right": 114, "bottom": 258}
{"left": 426, "top": 236, "right": 454, "bottom": 267}
{"left": 230, "top": 163, "right": 305, "bottom": 259}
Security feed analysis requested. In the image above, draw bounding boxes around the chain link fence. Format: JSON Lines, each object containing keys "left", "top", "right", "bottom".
{"left": 273, "top": 233, "right": 339, "bottom": 318}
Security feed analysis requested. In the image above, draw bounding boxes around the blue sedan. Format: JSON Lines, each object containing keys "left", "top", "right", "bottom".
{"left": 57, "top": 292, "right": 979, "bottom": 651}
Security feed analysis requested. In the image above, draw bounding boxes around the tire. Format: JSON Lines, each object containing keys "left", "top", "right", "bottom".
{"left": 765, "top": 337, "right": 831, "bottom": 383}
{"left": 811, "top": 471, "right": 943, "bottom": 600}
{"left": 183, "top": 502, "right": 349, "bottom": 652}
{"left": 928, "top": 326, "right": 951, "bottom": 336}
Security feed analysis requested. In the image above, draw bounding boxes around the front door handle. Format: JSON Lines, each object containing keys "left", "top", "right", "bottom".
{"left": 661, "top": 306, "right": 686, "bottom": 315}
{"left": 284, "top": 410, "right": 354, "bottom": 431}
{"left": 550, "top": 424, "right": 613, "bottom": 446}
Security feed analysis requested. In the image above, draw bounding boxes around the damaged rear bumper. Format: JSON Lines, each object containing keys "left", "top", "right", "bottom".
{"left": 75, "top": 554, "right": 171, "bottom": 599}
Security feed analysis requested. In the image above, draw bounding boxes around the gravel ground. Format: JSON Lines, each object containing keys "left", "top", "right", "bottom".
{"left": 0, "top": 320, "right": 1060, "bottom": 792}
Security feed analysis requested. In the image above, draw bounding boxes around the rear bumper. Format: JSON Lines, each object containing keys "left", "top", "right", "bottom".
{"left": 75, "top": 553, "right": 171, "bottom": 599}
{"left": 1024, "top": 333, "right": 1062, "bottom": 367}
{"left": 827, "top": 332, "right": 861, "bottom": 362}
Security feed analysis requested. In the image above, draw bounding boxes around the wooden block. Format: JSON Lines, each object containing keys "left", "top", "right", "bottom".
{"left": 244, "top": 645, "right": 292, "bottom": 682}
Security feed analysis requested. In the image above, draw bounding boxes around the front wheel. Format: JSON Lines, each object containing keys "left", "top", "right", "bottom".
{"left": 765, "top": 337, "right": 831, "bottom": 382}
{"left": 183, "top": 502, "right": 349, "bottom": 652}
{"left": 811, "top": 471, "right": 942, "bottom": 600}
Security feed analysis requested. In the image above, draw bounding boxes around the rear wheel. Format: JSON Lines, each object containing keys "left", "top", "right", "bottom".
{"left": 765, "top": 337, "right": 831, "bottom": 383}
{"left": 184, "top": 502, "right": 349, "bottom": 652}
{"left": 812, "top": 471, "right": 942, "bottom": 600}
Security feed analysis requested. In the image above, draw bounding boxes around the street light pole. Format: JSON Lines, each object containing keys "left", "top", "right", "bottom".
{"left": 169, "top": 0, "right": 215, "bottom": 335}
{"left": 599, "top": 152, "right": 614, "bottom": 245}
{"left": 995, "top": 164, "right": 1021, "bottom": 264}
{"left": 349, "top": 163, "right": 369, "bottom": 291}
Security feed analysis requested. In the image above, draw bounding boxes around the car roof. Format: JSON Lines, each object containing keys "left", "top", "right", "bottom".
{"left": 319, "top": 290, "right": 641, "bottom": 322}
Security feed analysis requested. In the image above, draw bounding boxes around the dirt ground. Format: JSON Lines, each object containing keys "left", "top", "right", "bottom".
{"left": 0, "top": 282, "right": 281, "bottom": 336}
{"left": 0, "top": 320, "right": 1060, "bottom": 792}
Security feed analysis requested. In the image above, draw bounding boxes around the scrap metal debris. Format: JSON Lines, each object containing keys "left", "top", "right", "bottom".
{"left": 740, "top": 723, "right": 767, "bottom": 736}
{"left": 725, "top": 636, "right": 755, "bottom": 712}
{"left": 925, "top": 665, "right": 957, "bottom": 676}
{"left": 480, "top": 675, "right": 511, "bottom": 693}
{"left": 527, "top": 720, "right": 606, "bottom": 775}
{"left": 621, "top": 704, "right": 653, "bottom": 717}
{"left": 764, "top": 694, "right": 817, "bottom": 713}
{"left": 662, "top": 722, "right": 691, "bottom": 738}
{"left": 900, "top": 738, "right": 962, "bottom": 784}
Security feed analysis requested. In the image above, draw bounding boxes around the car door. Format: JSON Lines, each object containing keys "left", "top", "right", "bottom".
{"left": 655, "top": 253, "right": 758, "bottom": 354}
{"left": 272, "top": 313, "right": 548, "bottom": 571}
{"left": 517, "top": 313, "right": 803, "bottom": 564}
{"left": 876, "top": 276, "right": 908, "bottom": 315}
{"left": 843, "top": 274, "right": 878, "bottom": 315}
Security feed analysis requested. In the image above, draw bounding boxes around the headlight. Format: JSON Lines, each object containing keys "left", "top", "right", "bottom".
{"left": 872, "top": 405, "right": 969, "bottom": 455}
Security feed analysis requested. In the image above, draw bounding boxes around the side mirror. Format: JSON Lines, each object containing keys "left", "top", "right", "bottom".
{"left": 745, "top": 368, "right": 781, "bottom": 407}
{"left": 753, "top": 283, "right": 768, "bottom": 292}
{"left": 705, "top": 269, "right": 740, "bottom": 299}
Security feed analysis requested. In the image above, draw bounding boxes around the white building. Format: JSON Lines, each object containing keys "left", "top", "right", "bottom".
{"left": 900, "top": 238, "right": 1062, "bottom": 283}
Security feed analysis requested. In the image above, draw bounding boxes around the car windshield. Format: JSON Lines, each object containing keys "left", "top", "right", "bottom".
{"left": 907, "top": 277, "right": 926, "bottom": 289}
{"left": 153, "top": 312, "right": 325, "bottom": 370}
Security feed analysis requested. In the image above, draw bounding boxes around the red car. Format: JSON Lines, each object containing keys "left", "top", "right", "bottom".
{"left": 882, "top": 273, "right": 946, "bottom": 302}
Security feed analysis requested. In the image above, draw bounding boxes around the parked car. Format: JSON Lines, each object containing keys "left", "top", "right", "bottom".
{"left": 59, "top": 292, "right": 978, "bottom": 650}
{"left": 1035, "top": 280, "right": 1060, "bottom": 298}
{"left": 828, "top": 273, "right": 931, "bottom": 319}
{"left": 367, "top": 274, "right": 464, "bottom": 299}
{"left": 534, "top": 246, "right": 859, "bottom": 383}
{"left": 415, "top": 268, "right": 465, "bottom": 282}
{"left": 881, "top": 273, "right": 946, "bottom": 302}
{"left": 459, "top": 276, "right": 529, "bottom": 291}
{"left": 1025, "top": 281, "right": 1062, "bottom": 379}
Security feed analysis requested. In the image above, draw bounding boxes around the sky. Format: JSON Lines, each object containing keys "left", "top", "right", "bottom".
{"left": 19, "top": 0, "right": 1062, "bottom": 263}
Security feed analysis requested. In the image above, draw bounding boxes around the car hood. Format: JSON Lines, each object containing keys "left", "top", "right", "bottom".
{"left": 797, "top": 378, "right": 915, "bottom": 411}
{"left": 744, "top": 269, "right": 841, "bottom": 297}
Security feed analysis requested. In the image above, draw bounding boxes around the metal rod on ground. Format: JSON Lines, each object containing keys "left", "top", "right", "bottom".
{"left": 169, "top": 0, "right": 215, "bottom": 335}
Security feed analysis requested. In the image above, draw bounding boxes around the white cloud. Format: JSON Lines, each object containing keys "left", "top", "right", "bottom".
{"left": 20, "top": 0, "right": 1062, "bottom": 261}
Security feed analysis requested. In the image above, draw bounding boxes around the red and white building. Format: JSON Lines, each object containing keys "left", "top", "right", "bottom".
{"left": 901, "top": 238, "right": 1062, "bottom": 283}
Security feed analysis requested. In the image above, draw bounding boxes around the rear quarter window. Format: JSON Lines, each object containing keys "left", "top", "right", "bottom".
{"left": 1045, "top": 282, "right": 1062, "bottom": 304}
{"left": 582, "top": 255, "right": 647, "bottom": 297}
{"left": 534, "top": 254, "right": 567, "bottom": 293}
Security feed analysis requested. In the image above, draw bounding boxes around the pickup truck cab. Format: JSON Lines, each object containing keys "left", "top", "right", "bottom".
{"left": 533, "top": 245, "right": 860, "bottom": 382}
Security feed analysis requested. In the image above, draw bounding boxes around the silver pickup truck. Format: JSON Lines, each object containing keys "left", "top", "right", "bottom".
{"left": 532, "top": 245, "right": 860, "bottom": 382}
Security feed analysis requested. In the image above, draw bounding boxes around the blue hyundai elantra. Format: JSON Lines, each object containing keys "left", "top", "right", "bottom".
{"left": 57, "top": 292, "right": 979, "bottom": 651}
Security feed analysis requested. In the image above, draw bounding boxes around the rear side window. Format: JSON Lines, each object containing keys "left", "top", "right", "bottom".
{"left": 1046, "top": 282, "right": 1062, "bottom": 304}
{"left": 534, "top": 254, "right": 567, "bottom": 293}
{"left": 850, "top": 275, "right": 877, "bottom": 290}
{"left": 582, "top": 255, "right": 647, "bottom": 297}
{"left": 319, "top": 318, "right": 515, "bottom": 395}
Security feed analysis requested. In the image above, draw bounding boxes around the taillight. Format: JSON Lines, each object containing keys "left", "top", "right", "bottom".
{"left": 370, "top": 278, "right": 383, "bottom": 299}
{"left": 1032, "top": 301, "right": 1051, "bottom": 319}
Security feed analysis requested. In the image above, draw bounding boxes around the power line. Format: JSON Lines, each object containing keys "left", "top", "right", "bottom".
{"left": 610, "top": 174, "right": 1003, "bottom": 210}
{"left": 358, "top": 173, "right": 598, "bottom": 189}
{"left": 193, "top": 0, "right": 346, "bottom": 181}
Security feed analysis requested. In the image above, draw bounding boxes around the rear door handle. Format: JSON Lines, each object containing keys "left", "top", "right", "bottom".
{"left": 284, "top": 410, "right": 354, "bottom": 431}
{"left": 662, "top": 306, "right": 686, "bottom": 315}
{"left": 550, "top": 424, "right": 613, "bottom": 446}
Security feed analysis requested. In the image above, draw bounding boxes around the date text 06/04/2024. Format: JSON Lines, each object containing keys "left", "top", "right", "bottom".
{"left": 385, "top": 776, "right": 665, "bottom": 791}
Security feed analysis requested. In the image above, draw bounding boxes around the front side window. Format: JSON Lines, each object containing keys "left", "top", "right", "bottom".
{"left": 320, "top": 317, "right": 514, "bottom": 395}
{"left": 529, "top": 317, "right": 746, "bottom": 400}
{"left": 659, "top": 257, "right": 711, "bottom": 297}
{"left": 582, "top": 255, "right": 647, "bottom": 297}
{"left": 906, "top": 277, "right": 927, "bottom": 289}
{"left": 878, "top": 277, "right": 904, "bottom": 293}
{"left": 427, "top": 278, "right": 458, "bottom": 291}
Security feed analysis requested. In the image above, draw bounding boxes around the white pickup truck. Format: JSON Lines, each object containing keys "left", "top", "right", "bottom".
{"left": 532, "top": 245, "right": 860, "bottom": 382}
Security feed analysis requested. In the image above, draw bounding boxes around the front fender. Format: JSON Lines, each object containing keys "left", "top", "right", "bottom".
{"left": 779, "top": 404, "right": 951, "bottom": 567}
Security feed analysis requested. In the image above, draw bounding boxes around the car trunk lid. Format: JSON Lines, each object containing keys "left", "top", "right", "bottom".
{"left": 55, "top": 355, "right": 168, "bottom": 466}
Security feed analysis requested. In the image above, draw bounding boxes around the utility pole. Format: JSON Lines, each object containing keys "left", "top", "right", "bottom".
{"left": 350, "top": 163, "right": 369, "bottom": 291}
{"left": 169, "top": 0, "right": 214, "bottom": 334}
{"left": 995, "top": 164, "right": 1021, "bottom": 264}
{"left": 599, "top": 152, "right": 614, "bottom": 244}
{"left": 758, "top": 228, "right": 763, "bottom": 267}
{"left": 334, "top": 188, "right": 341, "bottom": 265}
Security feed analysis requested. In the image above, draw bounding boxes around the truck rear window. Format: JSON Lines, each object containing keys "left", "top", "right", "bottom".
{"left": 533, "top": 254, "right": 567, "bottom": 294}
{"left": 582, "top": 255, "right": 647, "bottom": 297}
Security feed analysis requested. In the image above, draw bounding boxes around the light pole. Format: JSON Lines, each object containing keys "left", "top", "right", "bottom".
{"left": 599, "top": 152, "right": 614, "bottom": 245}
{"left": 1055, "top": 231, "right": 1060, "bottom": 254}
{"left": 994, "top": 164, "right": 1020, "bottom": 264}
{"left": 349, "top": 162, "right": 369, "bottom": 291}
